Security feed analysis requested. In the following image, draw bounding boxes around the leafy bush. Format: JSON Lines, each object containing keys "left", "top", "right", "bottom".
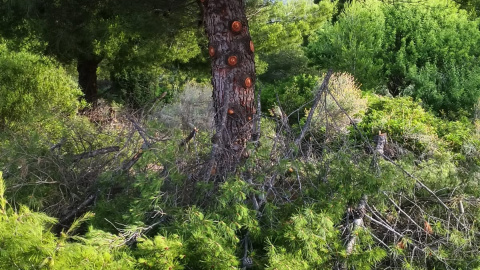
{"left": 110, "top": 66, "right": 172, "bottom": 109}
{"left": 384, "top": 2, "right": 480, "bottom": 117}
{"left": 135, "top": 234, "right": 186, "bottom": 269}
{"left": 358, "top": 96, "right": 439, "bottom": 154}
{"left": 0, "top": 172, "right": 136, "bottom": 270}
{"left": 261, "top": 74, "right": 319, "bottom": 121}
{"left": 358, "top": 95, "right": 480, "bottom": 166}
{"left": 249, "top": 0, "right": 335, "bottom": 82}
{"left": 307, "top": 72, "right": 367, "bottom": 136}
{"left": 0, "top": 44, "right": 83, "bottom": 129}
{"left": 307, "top": 0, "right": 385, "bottom": 90}
{"left": 308, "top": 0, "right": 480, "bottom": 118}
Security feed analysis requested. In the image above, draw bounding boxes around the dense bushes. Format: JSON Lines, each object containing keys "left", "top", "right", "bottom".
{"left": 359, "top": 95, "right": 480, "bottom": 161}
{"left": 249, "top": 0, "right": 335, "bottom": 82}
{"left": 0, "top": 44, "right": 83, "bottom": 129}
{"left": 0, "top": 172, "right": 136, "bottom": 269}
{"left": 307, "top": 0, "right": 385, "bottom": 90}
{"left": 261, "top": 74, "right": 319, "bottom": 120}
{"left": 308, "top": 0, "right": 480, "bottom": 118}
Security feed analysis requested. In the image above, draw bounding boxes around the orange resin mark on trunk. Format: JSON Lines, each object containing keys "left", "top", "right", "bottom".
{"left": 249, "top": 40, "right": 254, "bottom": 53}
{"left": 208, "top": 46, "right": 215, "bottom": 57}
{"left": 231, "top": 21, "right": 242, "bottom": 33}
{"left": 228, "top": 109, "right": 234, "bottom": 115}
{"left": 228, "top": 55, "right": 238, "bottom": 66}
{"left": 244, "top": 77, "right": 252, "bottom": 88}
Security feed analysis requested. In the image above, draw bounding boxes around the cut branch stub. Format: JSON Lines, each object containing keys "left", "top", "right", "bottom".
{"left": 231, "top": 20, "right": 242, "bottom": 33}
{"left": 228, "top": 108, "right": 235, "bottom": 115}
{"left": 249, "top": 40, "right": 254, "bottom": 53}
{"left": 208, "top": 45, "right": 215, "bottom": 57}
{"left": 227, "top": 55, "right": 238, "bottom": 67}
{"left": 244, "top": 77, "right": 252, "bottom": 88}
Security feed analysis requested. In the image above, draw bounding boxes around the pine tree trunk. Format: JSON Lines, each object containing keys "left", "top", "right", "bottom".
{"left": 77, "top": 57, "right": 101, "bottom": 103}
{"left": 201, "top": 0, "right": 256, "bottom": 175}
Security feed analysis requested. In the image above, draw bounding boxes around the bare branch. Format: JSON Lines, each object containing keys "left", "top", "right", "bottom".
{"left": 59, "top": 194, "right": 96, "bottom": 225}
{"left": 179, "top": 128, "right": 198, "bottom": 147}
{"left": 122, "top": 151, "right": 143, "bottom": 172}
{"left": 72, "top": 146, "right": 120, "bottom": 162}
{"left": 346, "top": 195, "right": 368, "bottom": 255}
{"left": 295, "top": 70, "right": 333, "bottom": 147}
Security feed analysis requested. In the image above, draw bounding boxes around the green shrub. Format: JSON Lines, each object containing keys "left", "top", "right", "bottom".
{"left": 0, "top": 172, "right": 136, "bottom": 270}
{"left": 0, "top": 44, "right": 83, "bottom": 129}
{"left": 359, "top": 95, "right": 480, "bottom": 161}
{"left": 250, "top": 0, "right": 335, "bottom": 82}
{"left": 135, "top": 234, "right": 186, "bottom": 269}
{"left": 306, "top": 72, "right": 367, "bottom": 137}
{"left": 261, "top": 74, "right": 319, "bottom": 121}
{"left": 359, "top": 95, "right": 440, "bottom": 154}
{"left": 110, "top": 65, "right": 171, "bottom": 108}
{"left": 308, "top": 0, "right": 480, "bottom": 118}
{"left": 307, "top": 0, "right": 385, "bottom": 90}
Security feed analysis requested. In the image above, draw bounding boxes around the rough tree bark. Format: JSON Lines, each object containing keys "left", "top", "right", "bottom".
{"left": 200, "top": 0, "right": 256, "bottom": 175}
{"left": 77, "top": 56, "right": 101, "bottom": 103}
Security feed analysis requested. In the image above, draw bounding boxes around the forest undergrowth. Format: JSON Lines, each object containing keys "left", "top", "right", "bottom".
{"left": 1, "top": 72, "right": 479, "bottom": 269}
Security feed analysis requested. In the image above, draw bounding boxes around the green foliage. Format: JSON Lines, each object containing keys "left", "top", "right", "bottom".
{"left": 0, "top": 172, "right": 136, "bottom": 269}
{"left": 111, "top": 66, "right": 170, "bottom": 108}
{"left": 0, "top": 110, "right": 135, "bottom": 217}
{"left": 266, "top": 207, "right": 386, "bottom": 269}
{"left": 249, "top": 0, "right": 335, "bottom": 82}
{"left": 359, "top": 95, "right": 480, "bottom": 162}
{"left": 135, "top": 234, "right": 186, "bottom": 269}
{"left": 175, "top": 207, "right": 240, "bottom": 269}
{"left": 308, "top": 0, "right": 480, "bottom": 118}
{"left": 1, "top": 1, "right": 480, "bottom": 269}
{"left": 266, "top": 208, "right": 339, "bottom": 269}
{"left": 383, "top": 0, "right": 480, "bottom": 117}
{"left": 261, "top": 74, "right": 319, "bottom": 120}
{"left": 0, "top": 44, "right": 83, "bottom": 129}
{"left": 359, "top": 95, "right": 439, "bottom": 154}
{"left": 108, "top": 27, "right": 202, "bottom": 108}
{"left": 308, "top": 0, "right": 385, "bottom": 90}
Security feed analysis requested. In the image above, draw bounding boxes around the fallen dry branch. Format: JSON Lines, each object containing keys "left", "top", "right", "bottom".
{"left": 295, "top": 69, "right": 333, "bottom": 147}
{"left": 179, "top": 128, "right": 198, "bottom": 147}
{"left": 346, "top": 195, "right": 368, "bottom": 255}
{"left": 122, "top": 151, "right": 144, "bottom": 172}
{"left": 72, "top": 146, "right": 120, "bottom": 162}
{"left": 59, "top": 194, "right": 96, "bottom": 225}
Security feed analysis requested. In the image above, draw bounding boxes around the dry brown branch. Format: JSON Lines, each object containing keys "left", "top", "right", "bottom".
{"left": 122, "top": 151, "right": 144, "bottom": 172}
{"left": 179, "top": 128, "right": 198, "bottom": 147}
{"left": 383, "top": 191, "right": 427, "bottom": 234}
{"left": 59, "top": 194, "right": 96, "bottom": 225}
{"left": 72, "top": 146, "right": 120, "bottom": 162}
{"left": 346, "top": 195, "right": 368, "bottom": 255}
{"left": 295, "top": 69, "right": 333, "bottom": 147}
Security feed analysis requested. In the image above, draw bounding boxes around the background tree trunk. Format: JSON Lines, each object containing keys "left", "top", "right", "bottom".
{"left": 201, "top": 0, "right": 256, "bottom": 175}
{"left": 77, "top": 57, "right": 101, "bottom": 103}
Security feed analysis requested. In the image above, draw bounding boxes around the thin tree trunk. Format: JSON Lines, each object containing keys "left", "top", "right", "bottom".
{"left": 201, "top": 0, "right": 256, "bottom": 175}
{"left": 77, "top": 57, "right": 101, "bottom": 103}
